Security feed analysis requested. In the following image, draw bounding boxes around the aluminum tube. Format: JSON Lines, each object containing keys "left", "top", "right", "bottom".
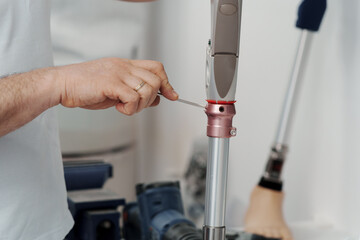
{"left": 204, "top": 137, "right": 230, "bottom": 227}
{"left": 275, "top": 30, "right": 314, "bottom": 145}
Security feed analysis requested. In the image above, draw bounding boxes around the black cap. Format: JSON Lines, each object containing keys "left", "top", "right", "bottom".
{"left": 296, "top": 0, "right": 327, "bottom": 31}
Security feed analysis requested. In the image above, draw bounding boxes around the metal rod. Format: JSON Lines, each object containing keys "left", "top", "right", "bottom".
{"left": 204, "top": 137, "right": 230, "bottom": 227}
{"left": 176, "top": 98, "right": 206, "bottom": 109}
{"left": 275, "top": 30, "right": 313, "bottom": 145}
{"left": 157, "top": 92, "right": 205, "bottom": 109}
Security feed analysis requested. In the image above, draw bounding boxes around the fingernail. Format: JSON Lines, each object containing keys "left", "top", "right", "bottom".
{"left": 172, "top": 90, "right": 179, "bottom": 98}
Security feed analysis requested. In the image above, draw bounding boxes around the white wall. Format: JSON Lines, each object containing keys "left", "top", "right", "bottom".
{"left": 139, "top": 0, "right": 360, "bottom": 234}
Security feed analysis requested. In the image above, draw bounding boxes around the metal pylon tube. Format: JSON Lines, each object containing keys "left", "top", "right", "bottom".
{"left": 203, "top": 103, "right": 236, "bottom": 240}
{"left": 275, "top": 30, "right": 313, "bottom": 145}
{"left": 204, "top": 137, "right": 230, "bottom": 227}
{"left": 203, "top": 137, "right": 229, "bottom": 240}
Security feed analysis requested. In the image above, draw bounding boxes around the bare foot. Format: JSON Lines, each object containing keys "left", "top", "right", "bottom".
{"left": 244, "top": 186, "right": 293, "bottom": 240}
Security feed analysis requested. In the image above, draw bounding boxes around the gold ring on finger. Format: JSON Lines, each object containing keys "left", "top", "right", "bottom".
{"left": 134, "top": 81, "right": 146, "bottom": 92}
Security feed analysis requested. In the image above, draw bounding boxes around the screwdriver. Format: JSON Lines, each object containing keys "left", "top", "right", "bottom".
{"left": 157, "top": 92, "right": 205, "bottom": 109}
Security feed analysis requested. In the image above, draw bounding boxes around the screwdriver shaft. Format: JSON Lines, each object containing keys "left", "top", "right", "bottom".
{"left": 157, "top": 92, "right": 205, "bottom": 109}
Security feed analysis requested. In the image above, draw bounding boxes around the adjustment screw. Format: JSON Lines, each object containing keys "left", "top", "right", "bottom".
{"left": 230, "top": 129, "right": 237, "bottom": 136}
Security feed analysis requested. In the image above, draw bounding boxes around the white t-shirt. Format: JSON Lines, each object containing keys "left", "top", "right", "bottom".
{"left": 0, "top": 1, "right": 74, "bottom": 239}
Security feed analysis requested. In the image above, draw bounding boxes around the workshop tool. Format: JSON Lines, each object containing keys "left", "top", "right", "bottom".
{"left": 203, "top": 1, "right": 242, "bottom": 240}
{"left": 123, "top": 181, "right": 246, "bottom": 240}
{"left": 124, "top": 181, "right": 203, "bottom": 240}
{"left": 260, "top": 0, "right": 327, "bottom": 190}
{"left": 158, "top": 92, "right": 206, "bottom": 109}
{"left": 63, "top": 161, "right": 125, "bottom": 240}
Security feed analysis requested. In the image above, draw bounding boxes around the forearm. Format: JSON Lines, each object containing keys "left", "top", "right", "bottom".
{"left": 0, "top": 68, "right": 60, "bottom": 137}
{"left": 0, "top": 58, "right": 177, "bottom": 137}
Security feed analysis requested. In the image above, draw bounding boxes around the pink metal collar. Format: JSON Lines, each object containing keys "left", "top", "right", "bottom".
{"left": 205, "top": 103, "right": 236, "bottom": 138}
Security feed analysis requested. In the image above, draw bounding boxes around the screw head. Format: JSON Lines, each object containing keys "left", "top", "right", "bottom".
{"left": 230, "top": 129, "right": 237, "bottom": 136}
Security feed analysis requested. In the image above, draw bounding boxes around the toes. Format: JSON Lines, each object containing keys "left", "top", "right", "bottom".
{"left": 281, "top": 228, "right": 294, "bottom": 240}
{"left": 255, "top": 228, "right": 266, "bottom": 237}
{"left": 244, "top": 226, "right": 256, "bottom": 234}
{"left": 270, "top": 229, "right": 281, "bottom": 239}
{"left": 261, "top": 228, "right": 273, "bottom": 238}
{"left": 245, "top": 227, "right": 264, "bottom": 237}
{"left": 262, "top": 228, "right": 282, "bottom": 239}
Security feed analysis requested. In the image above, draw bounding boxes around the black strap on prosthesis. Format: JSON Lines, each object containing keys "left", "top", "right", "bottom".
{"left": 258, "top": 177, "right": 283, "bottom": 192}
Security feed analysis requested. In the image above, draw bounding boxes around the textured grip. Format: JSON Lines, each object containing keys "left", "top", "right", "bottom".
{"left": 296, "top": 0, "right": 327, "bottom": 31}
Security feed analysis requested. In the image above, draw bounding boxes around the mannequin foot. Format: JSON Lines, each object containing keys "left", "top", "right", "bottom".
{"left": 244, "top": 186, "right": 293, "bottom": 240}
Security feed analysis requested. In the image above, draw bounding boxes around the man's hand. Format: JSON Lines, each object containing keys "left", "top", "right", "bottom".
{"left": 0, "top": 58, "right": 177, "bottom": 137}
{"left": 54, "top": 58, "right": 178, "bottom": 115}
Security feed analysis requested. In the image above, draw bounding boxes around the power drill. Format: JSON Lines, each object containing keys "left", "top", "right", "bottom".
{"left": 123, "top": 181, "right": 202, "bottom": 240}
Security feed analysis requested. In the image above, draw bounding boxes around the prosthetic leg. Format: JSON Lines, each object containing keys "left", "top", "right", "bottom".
{"left": 203, "top": 1, "right": 242, "bottom": 240}
{"left": 244, "top": 1, "right": 327, "bottom": 239}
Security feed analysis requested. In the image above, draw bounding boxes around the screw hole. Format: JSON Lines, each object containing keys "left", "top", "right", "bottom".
{"left": 219, "top": 106, "right": 225, "bottom": 112}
